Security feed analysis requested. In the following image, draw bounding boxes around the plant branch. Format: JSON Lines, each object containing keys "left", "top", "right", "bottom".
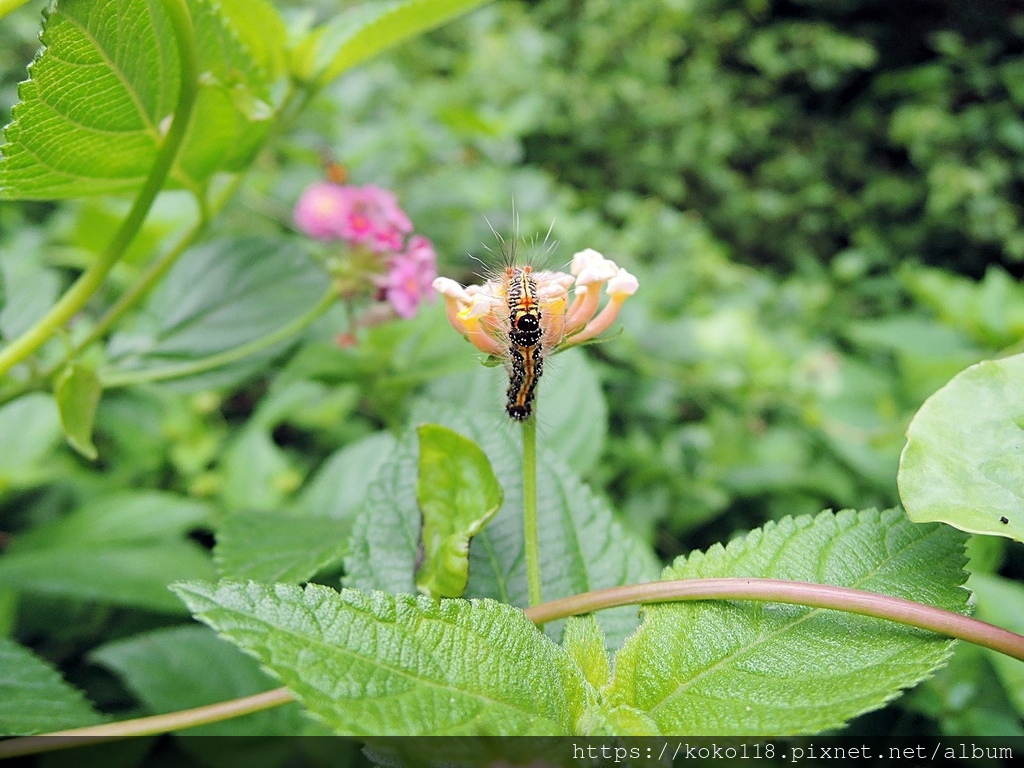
{"left": 100, "top": 288, "right": 338, "bottom": 388}
{"left": 522, "top": 414, "right": 542, "bottom": 606}
{"left": 2, "top": 576, "right": 1023, "bottom": 756}
{"left": 0, "top": 0, "right": 199, "bottom": 379}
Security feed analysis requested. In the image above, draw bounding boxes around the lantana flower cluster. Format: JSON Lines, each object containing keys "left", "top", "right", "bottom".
{"left": 293, "top": 182, "right": 436, "bottom": 319}
{"left": 432, "top": 248, "right": 638, "bottom": 357}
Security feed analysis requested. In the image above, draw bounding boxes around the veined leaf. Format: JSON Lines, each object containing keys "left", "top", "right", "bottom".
{"left": 0, "top": 0, "right": 275, "bottom": 200}
{"left": 606, "top": 509, "right": 969, "bottom": 735}
{"left": 105, "top": 237, "right": 329, "bottom": 390}
{"left": 0, "top": 638, "right": 105, "bottom": 735}
{"left": 899, "top": 353, "right": 1024, "bottom": 543}
{"left": 297, "top": 0, "right": 492, "bottom": 86}
{"left": 91, "top": 625, "right": 304, "bottom": 736}
{"left": 172, "top": 581, "right": 589, "bottom": 736}
{"left": 416, "top": 424, "right": 503, "bottom": 598}
{"left": 54, "top": 361, "right": 102, "bottom": 460}
{"left": 344, "top": 406, "right": 659, "bottom": 649}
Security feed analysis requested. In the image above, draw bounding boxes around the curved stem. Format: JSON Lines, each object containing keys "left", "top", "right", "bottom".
{"left": 101, "top": 288, "right": 337, "bottom": 388}
{"left": 522, "top": 414, "right": 542, "bottom": 606}
{"left": 0, "top": 0, "right": 199, "bottom": 379}
{"left": 2, "top": 577, "right": 1023, "bottom": 756}
{"left": 522, "top": 577, "right": 1024, "bottom": 662}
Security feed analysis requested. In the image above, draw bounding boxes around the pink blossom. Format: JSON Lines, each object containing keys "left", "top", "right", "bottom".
{"left": 382, "top": 236, "right": 437, "bottom": 319}
{"left": 337, "top": 185, "right": 413, "bottom": 253}
{"left": 293, "top": 182, "right": 350, "bottom": 240}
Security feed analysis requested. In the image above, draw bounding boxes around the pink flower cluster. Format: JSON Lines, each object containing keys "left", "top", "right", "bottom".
{"left": 294, "top": 182, "right": 436, "bottom": 319}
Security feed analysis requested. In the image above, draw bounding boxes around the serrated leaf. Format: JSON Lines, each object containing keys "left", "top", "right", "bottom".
{"left": 562, "top": 616, "right": 610, "bottom": 692}
{"left": 899, "top": 354, "right": 1024, "bottom": 543}
{"left": 299, "top": 0, "right": 491, "bottom": 85}
{"left": 0, "top": 0, "right": 275, "bottom": 199}
{"left": 0, "top": 637, "right": 105, "bottom": 735}
{"left": 54, "top": 361, "right": 101, "bottom": 460}
{"left": 215, "top": 510, "right": 350, "bottom": 583}
{"left": 105, "top": 237, "right": 329, "bottom": 390}
{"left": 172, "top": 580, "right": 588, "bottom": 736}
{"left": 344, "top": 406, "right": 659, "bottom": 649}
{"left": 416, "top": 424, "right": 503, "bottom": 598}
{"left": 0, "top": 541, "right": 214, "bottom": 613}
{"left": 606, "top": 509, "right": 969, "bottom": 736}
{"left": 91, "top": 625, "right": 304, "bottom": 736}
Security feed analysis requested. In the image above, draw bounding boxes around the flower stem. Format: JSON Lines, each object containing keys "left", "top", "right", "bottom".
{"left": 2, "top": 577, "right": 1023, "bottom": 756}
{"left": 100, "top": 288, "right": 338, "bottom": 388}
{"left": 522, "top": 414, "right": 542, "bottom": 606}
{"left": 0, "top": 0, "right": 199, "bottom": 380}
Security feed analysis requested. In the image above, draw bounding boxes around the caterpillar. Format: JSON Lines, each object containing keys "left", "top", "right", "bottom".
{"left": 504, "top": 265, "right": 544, "bottom": 421}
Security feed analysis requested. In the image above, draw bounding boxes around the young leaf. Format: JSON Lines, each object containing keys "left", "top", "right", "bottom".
{"left": 416, "top": 424, "right": 503, "bottom": 598}
{"left": 215, "top": 510, "right": 350, "bottom": 584}
{"left": 105, "top": 237, "right": 329, "bottom": 390}
{"left": 606, "top": 508, "right": 969, "bottom": 735}
{"left": 0, "top": 638, "right": 105, "bottom": 735}
{"left": 172, "top": 581, "right": 589, "bottom": 736}
{"left": 562, "top": 616, "right": 610, "bottom": 692}
{"left": 0, "top": 0, "right": 275, "bottom": 199}
{"left": 54, "top": 361, "right": 102, "bottom": 460}
{"left": 91, "top": 625, "right": 304, "bottom": 736}
{"left": 344, "top": 407, "right": 659, "bottom": 649}
{"left": 899, "top": 353, "right": 1024, "bottom": 543}
{"left": 297, "top": 0, "right": 492, "bottom": 86}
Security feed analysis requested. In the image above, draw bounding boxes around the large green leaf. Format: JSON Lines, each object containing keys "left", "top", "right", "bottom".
{"left": 215, "top": 510, "right": 350, "bottom": 584}
{"left": 172, "top": 581, "right": 589, "bottom": 736}
{"left": 898, "top": 353, "right": 1024, "bottom": 543}
{"left": 344, "top": 406, "right": 659, "bottom": 649}
{"left": 0, "top": 638, "right": 106, "bottom": 735}
{"left": 423, "top": 348, "right": 608, "bottom": 474}
{"left": 297, "top": 0, "right": 492, "bottom": 86}
{"left": 415, "top": 424, "right": 503, "bottom": 598}
{"left": 105, "top": 237, "right": 329, "bottom": 389}
{"left": 91, "top": 625, "right": 305, "bottom": 736}
{"left": 0, "top": 542, "right": 214, "bottom": 613}
{"left": 0, "top": 0, "right": 275, "bottom": 199}
{"left": 606, "top": 509, "right": 969, "bottom": 735}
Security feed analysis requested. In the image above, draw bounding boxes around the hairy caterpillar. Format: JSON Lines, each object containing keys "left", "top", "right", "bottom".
{"left": 504, "top": 265, "right": 544, "bottom": 421}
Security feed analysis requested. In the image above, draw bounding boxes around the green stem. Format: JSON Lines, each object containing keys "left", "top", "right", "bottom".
{"left": 522, "top": 414, "right": 542, "bottom": 607}
{"left": 100, "top": 288, "right": 337, "bottom": 388}
{"left": 0, "top": 0, "right": 199, "bottom": 380}
{"left": 2, "top": 577, "right": 1023, "bottom": 756}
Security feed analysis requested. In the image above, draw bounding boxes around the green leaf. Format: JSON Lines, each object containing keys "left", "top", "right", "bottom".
{"left": 215, "top": 510, "right": 350, "bottom": 583}
{"left": 0, "top": 542, "right": 214, "bottom": 613}
{"left": 899, "top": 353, "right": 1024, "bottom": 543}
{"left": 0, "top": 0, "right": 275, "bottom": 199}
{"left": 344, "top": 407, "right": 659, "bottom": 649}
{"left": 106, "top": 237, "right": 329, "bottom": 390}
{"left": 424, "top": 348, "right": 608, "bottom": 474}
{"left": 297, "top": 0, "right": 492, "bottom": 85}
{"left": 606, "top": 509, "right": 969, "bottom": 736}
{"left": 172, "top": 580, "right": 588, "bottom": 736}
{"left": 297, "top": 432, "right": 396, "bottom": 519}
{"left": 10, "top": 490, "right": 209, "bottom": 551}
{"left": 562, "top": 615, "right": 610, "bottom": 692}
{"left": 969, "top": 572, "right": 1024, "bottom": 719}
{"left": 0, "top": 637, "right": 105, "bottom": 735}
{"left": 91, "top": 625, "right": 304, "bottom": 736}
{"left": 415, "top": 424, "right": 503, "bottom": 598}
{"left": 54, "top": 361, "right": 102, "bottom": 460}
{"left": 0, "top": 393, "right": 61, "bottom": 494}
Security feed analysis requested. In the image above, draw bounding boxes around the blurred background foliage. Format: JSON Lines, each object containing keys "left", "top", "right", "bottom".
{"left": 1, "top": 0, "right": 1023, "bottom": 742}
